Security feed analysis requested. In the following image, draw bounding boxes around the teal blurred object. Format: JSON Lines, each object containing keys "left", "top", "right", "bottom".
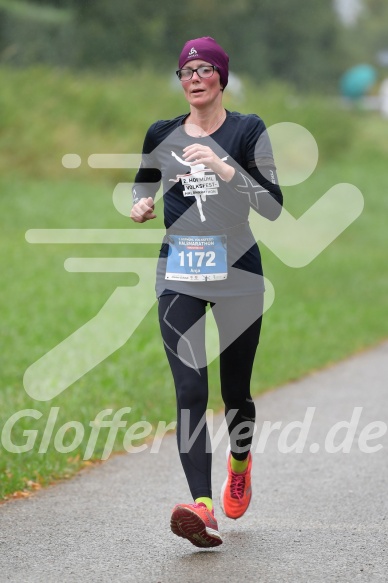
{"left": 340, "top": 64, "right": 377, "bottom": 99}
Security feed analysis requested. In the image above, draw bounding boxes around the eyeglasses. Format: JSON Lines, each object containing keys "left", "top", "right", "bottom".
{"left": 176, "top": 65, "right": 220, "bottom": 82}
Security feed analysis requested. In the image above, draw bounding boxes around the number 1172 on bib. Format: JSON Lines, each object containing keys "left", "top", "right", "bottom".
{"left": 165, "top": 234, "right": 228, "bottom": 282}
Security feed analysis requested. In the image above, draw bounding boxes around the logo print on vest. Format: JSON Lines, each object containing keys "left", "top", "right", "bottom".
{"left": 169, "top": 150, "right": 228, "bottom": 222}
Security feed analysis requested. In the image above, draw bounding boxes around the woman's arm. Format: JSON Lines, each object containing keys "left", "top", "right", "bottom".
{"left": 227, "top": 163, "right": 283, "bottom": 221}
{"left": 131, "top": 123, "right": 162, "bottom": 223}
{"left": 228, "top": 114, "right": 283, "bottom": 221}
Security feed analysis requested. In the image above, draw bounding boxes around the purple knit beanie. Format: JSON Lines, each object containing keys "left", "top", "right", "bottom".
{"left": 178, "top": 37, "right": 229, "bottom": 89}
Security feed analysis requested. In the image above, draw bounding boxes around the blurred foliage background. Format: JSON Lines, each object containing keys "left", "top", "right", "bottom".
{"left": 0, "top": 0, "right": 387, "bottom": 91}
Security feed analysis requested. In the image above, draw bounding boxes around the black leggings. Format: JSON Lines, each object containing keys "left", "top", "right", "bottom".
{"left": 158, "top": 292, "right": 263, "bottom": 500}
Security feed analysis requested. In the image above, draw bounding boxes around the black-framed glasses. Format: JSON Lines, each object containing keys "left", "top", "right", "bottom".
{"left": 176, "top": 65, "right": 220, "bottom": 82}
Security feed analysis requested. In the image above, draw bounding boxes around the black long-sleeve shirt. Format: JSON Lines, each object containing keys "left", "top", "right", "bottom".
{"left": 133, "top": 110, "right": 283, "bottom": 298}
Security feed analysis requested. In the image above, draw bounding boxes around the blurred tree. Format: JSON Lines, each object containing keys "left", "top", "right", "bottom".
{"left": 0, "top": 0, "right": 74, "bottom": 66}
{"left": 338, "top": 0, "right": 388, "bottom": 72}
{"left": 353, "top": 0, "right": 388, "bottom": 57}
{"left": 235, "top": 0, "right": 346, "bottom": 89}
{"left": 0, "top": 0, "right": 350, "bottom": 91}
{"left": 73, "top": 0, "right": 346, "bottom": 90}
{"left": 17, "top": 0, "right": 76, "bottom": 6}
{"left": 73, "top": 0, "right": 166, "bottom": 68}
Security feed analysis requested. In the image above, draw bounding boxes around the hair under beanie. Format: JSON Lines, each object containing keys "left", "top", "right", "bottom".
{"left": 178, "top": 37, "right": 229, "bottom": 89}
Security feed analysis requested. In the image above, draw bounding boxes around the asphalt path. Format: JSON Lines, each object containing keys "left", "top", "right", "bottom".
{"left": 1, "top": 342, "right": 387, "bottom": 582}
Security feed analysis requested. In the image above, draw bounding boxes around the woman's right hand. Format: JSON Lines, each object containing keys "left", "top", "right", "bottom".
{"left": 130, "top": 197, "right": 157, "bottom": 223}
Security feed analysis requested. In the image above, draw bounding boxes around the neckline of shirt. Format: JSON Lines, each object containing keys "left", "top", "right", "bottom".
{"left": 180, "top": 109, "right": 230, "bottom": 138}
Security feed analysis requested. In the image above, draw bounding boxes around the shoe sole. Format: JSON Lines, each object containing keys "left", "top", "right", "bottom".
{"left": 170, "top": 506, "right": 223, "bottom": 548}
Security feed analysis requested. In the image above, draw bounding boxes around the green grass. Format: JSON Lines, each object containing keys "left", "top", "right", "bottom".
{"left": 0, "top": 66, "right": 387, "bottom": 500}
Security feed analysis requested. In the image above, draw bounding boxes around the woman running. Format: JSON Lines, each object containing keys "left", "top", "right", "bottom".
{"left": 131, "top": 37, "right": 283, "bottom": 548}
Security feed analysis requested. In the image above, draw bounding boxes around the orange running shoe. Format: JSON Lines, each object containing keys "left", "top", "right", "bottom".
{"left": 170, "top": 502, "right": 223, "bottom": 548}
{"left": 220, "top": 451, "right": 252, "bottom": 519}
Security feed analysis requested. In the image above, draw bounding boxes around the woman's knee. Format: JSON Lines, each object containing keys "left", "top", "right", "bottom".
{"left": 176, "top": 378, "right": 208, "bottom": 410}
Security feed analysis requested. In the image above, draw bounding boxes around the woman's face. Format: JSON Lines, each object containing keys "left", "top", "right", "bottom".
{"left": 179, "top": 59, "right": 223, "bottom": 109}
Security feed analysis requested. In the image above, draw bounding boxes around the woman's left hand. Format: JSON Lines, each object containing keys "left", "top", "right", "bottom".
{"left": 183, "top": 144, "right": 235, "bottom": 182}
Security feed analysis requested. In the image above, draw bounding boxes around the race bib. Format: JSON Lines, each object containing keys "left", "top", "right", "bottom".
{"left": 165, "top": 235, "right": 227, "bottom": 282}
